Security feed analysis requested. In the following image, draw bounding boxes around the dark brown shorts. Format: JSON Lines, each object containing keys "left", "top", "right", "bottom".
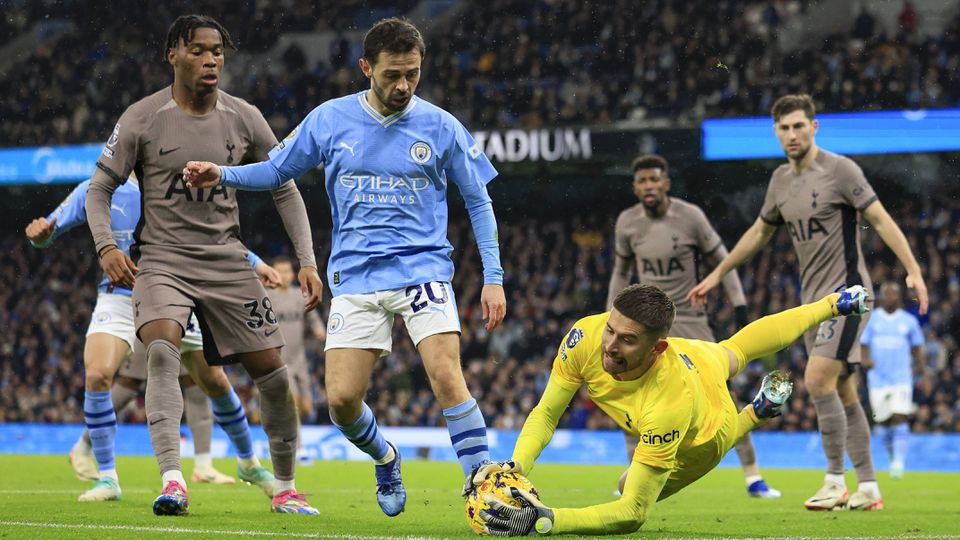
{"left": 669, "top": 316, "right": 716, "bottom": 341}
{"left": 132, "top": 269, "right": 285, "bottom": 365}
{"left": 803, "top": 311, "right": 871, "bottom": 365}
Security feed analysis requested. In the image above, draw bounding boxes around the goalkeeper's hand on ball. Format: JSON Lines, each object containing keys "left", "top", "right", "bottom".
{"left": 480, "top": 487, "right": 554, "bottom": 536}
{"left": 463, "top": 460, "right": 523, "bottom": 496}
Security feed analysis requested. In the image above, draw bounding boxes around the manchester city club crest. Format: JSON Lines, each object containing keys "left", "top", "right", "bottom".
{"left": 410, "top": 141, "right": 432, "bottom": 163}
{"left": 328, "top": 313, "right": 345, "bottom": 334}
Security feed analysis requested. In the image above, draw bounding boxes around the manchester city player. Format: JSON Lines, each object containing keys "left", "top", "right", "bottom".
{"left": 183, "top": 17, "right": 507, "bottom": 516}
{"left": 860, "top": 283, "right": 925, "bottom": 478}
{"left": 26, "top": 177, "right": 277, "bottom": 502}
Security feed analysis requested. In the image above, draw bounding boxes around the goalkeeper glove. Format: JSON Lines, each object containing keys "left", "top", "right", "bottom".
{"left": 481, "top": 487, "right": 555, "bottom": 536}
{"left": 463, "top": 460, "right": 523, "bottom": 497}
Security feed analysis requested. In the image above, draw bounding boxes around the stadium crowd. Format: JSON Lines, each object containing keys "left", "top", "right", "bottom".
{"left": 2, "top": 0, "right": 960, "bottom": 146}
{"left": 3, "top": 196, "right": 958, "bottom": 433}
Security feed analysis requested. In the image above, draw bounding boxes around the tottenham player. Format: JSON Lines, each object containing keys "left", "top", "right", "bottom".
{"left": 85, "top": 15, "right": 321, "bottom": 515}
{"left": 267, "top": 256, "right": 326, "bottom": 464}
{"left": 689, "top": 94, "right": 929, "bottom": 511}
{"left": 468, "top": 284, "right": 869, "bottom": 536}
{"left": 607, "top": 154, "right": 779, "bottom": 498}
{"left": 184, "top": 17, "right": 506, "bottom": 517}
{"left": 26, "top": 177, "right": 277, "bottom": 501}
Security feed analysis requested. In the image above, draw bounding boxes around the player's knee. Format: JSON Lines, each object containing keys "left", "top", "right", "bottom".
{"left": 326, "top": 390, "right": 362, "bottom": 420}
{"left": 617, "top": 469, "right": 628, "bottom": 494}
{"left": 196, "top": 369, "right": 231, "bottom": 397}
{"left": 803, "top": 370, "right": 836, "bottom": 396}
{"left": 84, "top": 368, "right": 113, "bottom": 391}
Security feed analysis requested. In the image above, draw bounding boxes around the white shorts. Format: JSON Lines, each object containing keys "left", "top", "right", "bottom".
{"left": 86, "top": 293, "right": 137, "bottom": 350}
{"left": 869, "top": 385, "right": 914, "bottom": 423}
{"left": 325, "top": 281, "right": 461, "bottom": 356}
{"left": 86, "top": 293, "right": 204, "bottom": 352}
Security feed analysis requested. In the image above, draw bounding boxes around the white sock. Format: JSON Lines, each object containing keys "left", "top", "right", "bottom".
{"left": 858, "top": 480, "right": 881, "bottom": 498}
{"left": 100, "top": 469, "right": 119, "bottom": 482}
{"left": 161, "top": 470, "right": 186, "bottom": 488}
{"left": 825, "top": 473, "right": 845, "bottom": 486}
{"left": 373, "top": 445, "right": 396, "bottom": 466}
{"left": 238, "top": 455, "right": 261, "bottom": 470}
{"left": 276, "top": 479, "right": 295, "bottom": 493}
{"left": 745, "top": 474, "right": 763, "bottom": 487}
{"left": 194, "top": 453, "right": 213, "bottom": 468}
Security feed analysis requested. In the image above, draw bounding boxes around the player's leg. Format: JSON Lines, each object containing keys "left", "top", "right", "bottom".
{"left": 77, "top": 331, "right": 130, "bottom": 501}
{"left": 397, "top": 282, "right": 489, "bottom": 484}
{"left": 289, "top": 365, "right": 314, "bottom": 465}
{"left": 730, "top": 389, "right": 780, "bottom": 499}
{"left": 838, "top": 367, "right": 883, "bottom": 510}
{"left": 179, "top": 348, "right": 268, "bottom": 491}
{"left": 888, "top": 413, "right": 910, "bottom": 479}
{"left": 73, "top": 375, "right": 139, "bottom": 482}
{"left": 803, "top": 354, "right": 850, "bottom": 509}
{"left": 325, "top": 292, "right": 404, "bottom": 515}
{"left": 236, "top": 348, "right": 317, "bottom": 514}
{"left": 327, "top": 347, "right": 404, "bottom": 515}
{"left": 140, "top": 319, "right": 190, "bottom": 515}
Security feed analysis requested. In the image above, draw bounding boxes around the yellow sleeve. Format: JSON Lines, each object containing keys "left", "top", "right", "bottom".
{"left": 551, "top": 461, "right": 669, "bottom": 535}
{"left": 720, "top": 295, "right": 838, "bottom": 375}
{"left": 511, "top": 327, "right": 585, "bottom": 473}
{"left": 512, "top": 373, "right": 578, "bottom": 475}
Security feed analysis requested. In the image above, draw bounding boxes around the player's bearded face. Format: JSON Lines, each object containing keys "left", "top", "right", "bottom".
{"left": 170, "top": 27, "right": 224, "bottom": 95}
{"left": 632, "top": 168, "right": 670, "bottom": 210}
{"left": 601, "top": 311, "right": 663, "bottom": 376}
{"left": 363, "top": 50, "right": 422, "bottom": 113}
{"left": 774, "top": 110, "right": 818, "bottom": 161}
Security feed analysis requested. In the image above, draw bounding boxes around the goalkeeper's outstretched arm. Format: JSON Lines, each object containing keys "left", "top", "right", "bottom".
{"left": 548, "top": 461, "right": 670, "bottom": 535}
{"left": 510, "top": 376, "right": 578, "bottom": 475}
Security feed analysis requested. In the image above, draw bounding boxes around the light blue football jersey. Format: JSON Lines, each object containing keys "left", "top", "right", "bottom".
{"left": 242, "top": 91, "right": 500, "bottom": 296}
{"left": 860, "top": 308, "right": 924, "bottom": 388}
{"left": 42, "top": 180, "right": 262, "bottom": 296}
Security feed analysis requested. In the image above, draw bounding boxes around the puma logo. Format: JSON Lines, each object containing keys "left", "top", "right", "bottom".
{"left": 159, "top": 147, "right": 180, "bottom": 156}
{"left": 110, "top": 203, "right": 127, "bottom": 216}
{"left": 339, "top": 141, "right": 358, "bottom": 156}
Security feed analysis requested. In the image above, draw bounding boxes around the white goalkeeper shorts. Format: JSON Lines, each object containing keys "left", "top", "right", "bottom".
{"left": 325, "top": 281, "right": 461, "bottom": 357}
{"left": 869, "top": 385, "right": 914, "bottom": 423}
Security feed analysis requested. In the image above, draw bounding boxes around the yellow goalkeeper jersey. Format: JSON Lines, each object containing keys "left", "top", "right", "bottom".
{"left": 551, "top": 313, "right": 736, "bottom": 470}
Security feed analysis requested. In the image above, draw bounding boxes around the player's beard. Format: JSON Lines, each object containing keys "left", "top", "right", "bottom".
{"left": 371, "top": 78, "right": 410, "bottom": 113}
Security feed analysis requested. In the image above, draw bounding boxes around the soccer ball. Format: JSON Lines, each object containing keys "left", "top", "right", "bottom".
{"left": 465, "top": 470, "right": 540, "bottom": 535}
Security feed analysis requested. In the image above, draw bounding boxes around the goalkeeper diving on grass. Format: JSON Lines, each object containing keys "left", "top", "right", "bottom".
{"left": 467, "top": 283, "right": 870, "bottom": 536}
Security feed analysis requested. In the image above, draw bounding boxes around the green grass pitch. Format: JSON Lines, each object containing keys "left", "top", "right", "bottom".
{"left": 0, "top": 455, "right": 956, "bottom": 539}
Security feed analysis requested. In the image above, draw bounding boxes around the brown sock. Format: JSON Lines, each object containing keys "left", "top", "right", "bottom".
{"left": 145, "top": 340, "right": 184, "bottom": 475}
{"left": 844, "top": 402, "right": 877, "bottom": 483}
{"left": 812, "top": 392, "right": 847, "bottom": 476}
{"left": 254, "top": 366, "right": 298, "bottom": 482}
{"left": 184, "top": 385, "right": 213, "bottom": 457}
{"left": 734, "top": 432, "right": 758, "bottom": 468}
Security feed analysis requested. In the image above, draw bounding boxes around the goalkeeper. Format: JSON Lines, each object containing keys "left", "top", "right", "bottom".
{"left": 470, "top": 283, "right": 869, "bottom": 536}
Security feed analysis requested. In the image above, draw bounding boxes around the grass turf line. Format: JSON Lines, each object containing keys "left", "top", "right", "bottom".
{"left": 0, "top": 455, "right": 956, "bottom": 539}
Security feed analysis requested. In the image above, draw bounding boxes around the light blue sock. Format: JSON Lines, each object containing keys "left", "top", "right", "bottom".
{"left": 443, "top": 398, "right": 489, "bottom": 476}
{"left": 873, "top": 424, "right": 890, "bottom": 460}
{"left": 891, "top": 422, "right": 910, "bottom": 465}
{"left": 332, "top": 402, "right": 389, "bottom": 461}
{"left": 211, "top": 390, "right": 253, "bottom": 459}
{"left": 84, "top": 390, "right": 117, "bottom": 472}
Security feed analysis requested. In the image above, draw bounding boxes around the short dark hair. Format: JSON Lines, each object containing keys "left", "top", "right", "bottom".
{"left": 271, "top": 255, "right": 294, "bottom": 267}
{"left": 612, "top": 284, "right": 676, "bottom": 337}
{"left": 631, "top": 154, "right": 669, "bottom": 175}
{"left": 771, "top": 94, "right": 816, "bottom": 122}
{"left": 165, "top": 14, "right": 236, "bottom": 57}
{"left": 363, "top": 17, "right": 425, "bottom": 64}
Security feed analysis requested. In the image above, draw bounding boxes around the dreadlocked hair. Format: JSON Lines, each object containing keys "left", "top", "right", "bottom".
{"left": 164, "top": 14, "right": 236, "bottom": 57}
